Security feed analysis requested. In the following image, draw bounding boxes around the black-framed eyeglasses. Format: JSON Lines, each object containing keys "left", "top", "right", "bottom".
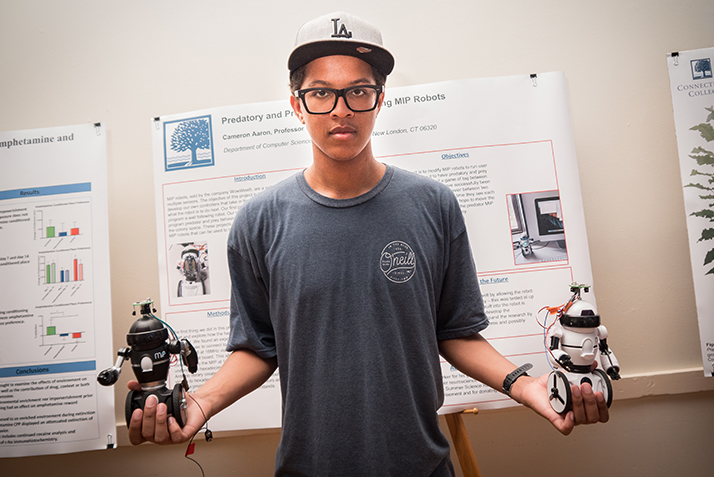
{"left": 293, "top": 85, "right": 384, "bottom": 114}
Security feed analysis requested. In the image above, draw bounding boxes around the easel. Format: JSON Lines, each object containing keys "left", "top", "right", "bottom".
{"left": 444, "top": 409, "right": 483, "bottom": 477}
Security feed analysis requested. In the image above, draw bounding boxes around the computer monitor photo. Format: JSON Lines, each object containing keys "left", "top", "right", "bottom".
{"left": 508, "top": 190, "right": 567, "bottom": 264}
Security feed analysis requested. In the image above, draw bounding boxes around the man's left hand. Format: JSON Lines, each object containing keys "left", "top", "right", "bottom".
{"left": 514, "top": 373, "right": 609, "bottom": 435}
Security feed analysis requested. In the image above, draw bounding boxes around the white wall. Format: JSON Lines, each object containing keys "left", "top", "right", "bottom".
{"left": 2, "top": 1, "right": 713, "bottom": 475}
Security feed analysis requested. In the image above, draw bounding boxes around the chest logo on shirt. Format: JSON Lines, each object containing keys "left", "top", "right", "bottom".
{"left": 380, "top": 241, "right": 416, "bottom": 283}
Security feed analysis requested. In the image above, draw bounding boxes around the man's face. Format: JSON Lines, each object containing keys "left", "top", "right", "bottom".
{"left": 290, "top": 55, "right": 383, "bottom": 165}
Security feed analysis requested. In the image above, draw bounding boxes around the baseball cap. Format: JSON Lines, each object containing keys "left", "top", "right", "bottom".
{"left": 288, "top": 12, "right": 395, "bottom": 76}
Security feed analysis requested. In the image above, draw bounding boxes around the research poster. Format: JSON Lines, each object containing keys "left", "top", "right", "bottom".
{"left": 668, "top": 47, "right": 714, "bottom": 376}
{"left": 151, "top": 72, "right": 595, "bottom": 430}
{"left": 0, "top": 123, "right": 115, "bottom": 457}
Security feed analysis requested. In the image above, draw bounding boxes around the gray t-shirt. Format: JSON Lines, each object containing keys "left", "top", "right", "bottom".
{"left": 227, "top": 165, "right": 488, "bottom": 476}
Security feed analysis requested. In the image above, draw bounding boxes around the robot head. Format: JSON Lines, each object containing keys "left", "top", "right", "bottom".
{"left": 560, "top": 299, "right": 600, "bottom": 328}
{"left": 127, "top": 312, "right": 169, "bottom": 350}
{"left": 126, "top": 302, "right": 171, "bottom": 385}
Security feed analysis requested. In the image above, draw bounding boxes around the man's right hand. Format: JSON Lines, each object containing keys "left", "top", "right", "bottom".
{"left": 125, "top": 349, "right": 278, "bottom": 445}
{"left": 126, "top": 380, "right": 206, "bottom": 446}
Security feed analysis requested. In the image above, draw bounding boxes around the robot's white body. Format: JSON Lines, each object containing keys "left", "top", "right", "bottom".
{"left": 545, "top": 285, "right": 621, "bottom": 414}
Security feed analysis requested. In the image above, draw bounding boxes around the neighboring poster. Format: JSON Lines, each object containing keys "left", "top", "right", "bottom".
{"left": 0, "top": 123, "right": 115, "bottom": 457}
{"left": 668, "top": 47, "right": 714, "bottom": 376}
{"left": 151, "top": 72, "right": 595, "bottom": 429}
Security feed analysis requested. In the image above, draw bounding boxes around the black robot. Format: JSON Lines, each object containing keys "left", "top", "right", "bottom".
{"left": 97, "top": 299, "right": 198, "bottom": 426}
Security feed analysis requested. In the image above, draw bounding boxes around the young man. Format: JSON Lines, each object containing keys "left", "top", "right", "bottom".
{"left": 129, "top": 12, "right": 609, "bottom": 476}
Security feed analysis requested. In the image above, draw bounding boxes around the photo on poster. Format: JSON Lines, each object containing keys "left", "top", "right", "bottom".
{"left": 507, "top": 190, "right": 568, "bottom": 265}
{"left": 170, "top": 241, "right": 210, "bottom": 298}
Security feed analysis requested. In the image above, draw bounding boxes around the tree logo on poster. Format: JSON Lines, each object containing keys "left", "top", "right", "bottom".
{"left": 691, "top": 58, "right": 713, "bottom": 80}
{"left": 380, "top": 241, "right": 416, "bottom": 283}
{"left": 163, "top": 115, "right": 215, "bottom": 171}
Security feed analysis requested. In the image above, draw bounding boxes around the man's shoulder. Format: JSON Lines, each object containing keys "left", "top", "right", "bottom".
{"left": 229, "top": 172, "right": 301, "bottom": 246}
{"left": 389, "top": 166, "right": 457, "bottom": 199}
{"left": 237, "top": 172, "right": 301, "bottom": 214}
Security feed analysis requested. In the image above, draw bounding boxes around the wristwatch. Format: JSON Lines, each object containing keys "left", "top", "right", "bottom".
{"left": 502, "top": 363, "right": 533, "bottom": 397}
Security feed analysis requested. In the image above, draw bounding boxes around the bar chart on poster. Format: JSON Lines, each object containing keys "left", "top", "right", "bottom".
{"left": 0, "top": 185, "right": 96, "bottom": 363}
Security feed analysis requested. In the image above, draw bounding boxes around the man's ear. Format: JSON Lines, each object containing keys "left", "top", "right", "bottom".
{"left": 290, "top": 95, "right": 305, "bottom": 124}
{"left": 375, "top": 91, "right": 385, "bottom": 115}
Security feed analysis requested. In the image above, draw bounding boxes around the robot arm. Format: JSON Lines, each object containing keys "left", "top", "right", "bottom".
{"left": 598, "top": 338, "right": 621, "bottom": 380}
{"left": 181, "top": 339, "right": 198, "bottom": 374}
{"left": 167, "top": 338, "right": 199, "bottom": 375}
{"left": 547, "top": 322, "right": 573, "bottom": 369}
{"left": 97, "top": 347, "right": 132, "bottom": 386}
{"left": 596, "top": 325, "right": 620, "bottom": 380}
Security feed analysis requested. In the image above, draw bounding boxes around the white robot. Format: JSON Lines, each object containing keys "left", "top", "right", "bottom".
{"left": 176, "top": 243, "right": 208, "bottom": 297}
{"left": 545, "top": 283, "right": 620, "bottom": 414}
{"left": 514, "top": 234, "right": 535, "bottom": 257}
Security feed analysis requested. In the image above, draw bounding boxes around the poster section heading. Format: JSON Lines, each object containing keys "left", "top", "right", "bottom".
{"left": 0, "top": 132, "right": 76, "bottom": 150}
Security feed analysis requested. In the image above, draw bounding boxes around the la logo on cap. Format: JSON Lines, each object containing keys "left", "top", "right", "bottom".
{"left": 331, "top": 18, "right": 352, "bottom": 39}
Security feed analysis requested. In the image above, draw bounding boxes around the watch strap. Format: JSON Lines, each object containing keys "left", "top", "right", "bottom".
{"left": 502, "top": 363, "right": 533, "bottom": 397}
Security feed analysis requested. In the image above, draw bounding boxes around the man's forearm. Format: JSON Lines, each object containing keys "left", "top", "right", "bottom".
{"left": 193, "top": 349, "right": 278, "bottom": 419}
{"left": 438, "top": 333, "right": 521, "bottom": 399}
